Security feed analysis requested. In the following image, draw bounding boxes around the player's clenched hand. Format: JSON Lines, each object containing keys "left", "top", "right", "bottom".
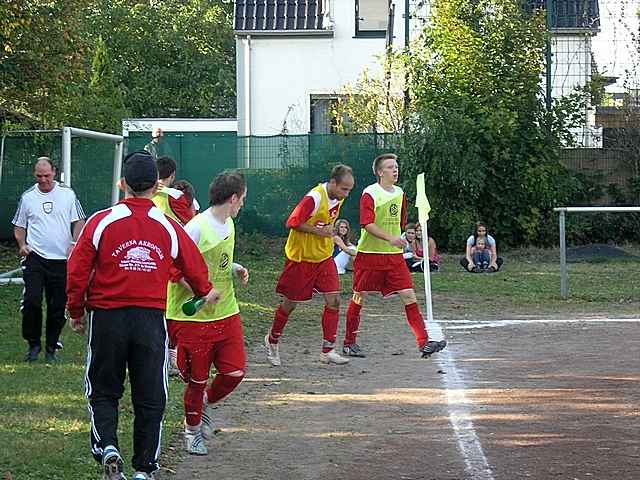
{"left": 389, "top": 236, "right": 407, "bottom": 249}
{"left": 316, "top": 224, "right": 335, "bottom": 238}
{"left": 68, "top": 312, "right": 86, "bottom": 335}
{"left": 236, "top": 267, "right": 249, "bottom": 286}
{"left": 205, "top": 287, "right": 222, "bottom": 305}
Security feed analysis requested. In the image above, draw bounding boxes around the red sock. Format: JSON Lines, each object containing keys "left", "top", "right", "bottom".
{"left": 321, "top": 306, "right": 339, "bottom": 353}
{"left": 405, "top": 302, "right": 428, "bottom": 348}
{"left": 269, "top": 305, "right": 289, "bottom": 343}
{"left": 344, "top": 300, "right": 362, "bottom": 346}
{"left": 184, "top": 380, "right": 207, "bottom": 427}
{"left": 205, "top": 373, "right": 244, "bottom": 405}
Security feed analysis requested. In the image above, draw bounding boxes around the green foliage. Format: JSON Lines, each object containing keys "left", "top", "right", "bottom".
{"left": 0, "top": 0, "right": 89, "bottom": 125}
{"left": 401, "top": 0, "right": 587, "bottom": 249}
{"left": 55, "top": 36, "right": 129, "bottom": 133}
{"left": 1, "top": 0, "right": 235, "bottom": 130}
{"left": 82, "top": 0, "right": 236, "bottom": 119}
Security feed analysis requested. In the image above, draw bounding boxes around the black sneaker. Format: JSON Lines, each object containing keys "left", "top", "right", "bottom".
{"left": 45, "top": 347, "right": 58, "bottom": 363}
{"left": 421, "top": 340, "right": 447, "bottom": 358}
{"left": 342, "top": 343, "right": 366, "bottom": 358}
{"left": 24, "top": 345, "right": 41, "bottom": 362}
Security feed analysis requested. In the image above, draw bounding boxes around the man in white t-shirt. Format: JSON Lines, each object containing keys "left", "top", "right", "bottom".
{"left": 12, "top": 157, "right": 86, "bottom": 362}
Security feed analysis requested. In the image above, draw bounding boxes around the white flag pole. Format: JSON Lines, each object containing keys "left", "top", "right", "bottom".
{"left": 421, "top": 221, "right": 434, "bottom": 326}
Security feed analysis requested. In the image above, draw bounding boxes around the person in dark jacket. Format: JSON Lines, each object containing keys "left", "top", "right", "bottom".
{"left": 66, "top": 151, "right": 219, "bottom": 480}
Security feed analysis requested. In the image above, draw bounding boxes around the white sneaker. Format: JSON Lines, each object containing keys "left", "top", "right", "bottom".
{"left": 201, "top": 403, "right": 217, "bottom": 440}
{"left": 264, "top": 334, "right": 281, "bottom": 366}
{"left": 184, "top": 428, "right": 208, "bottom": 455}
{"left": 319, "top": 349, "right": 350, "bottom": 365}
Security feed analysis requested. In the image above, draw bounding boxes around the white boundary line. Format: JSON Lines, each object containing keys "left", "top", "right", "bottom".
{"left": 427, "top": 319, "right": 495, "bottom": 480}
{"left": 441, "top": 318, "right": 640, "bottom": 329}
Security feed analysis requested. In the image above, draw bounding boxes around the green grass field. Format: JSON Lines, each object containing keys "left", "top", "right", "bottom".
{"left": 1, "top": 241, "right": 638, "bottom": 479}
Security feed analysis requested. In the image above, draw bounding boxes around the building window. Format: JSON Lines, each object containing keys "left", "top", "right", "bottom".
{"left": 355, "top": 0, "right": 389, "bottom": 38}
{"left": 310, "top": 97, "right": 339, "bottom": 134}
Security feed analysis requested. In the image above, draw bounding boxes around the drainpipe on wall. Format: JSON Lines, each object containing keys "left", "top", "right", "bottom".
{"left": 243, "top": 34, "right": 252, "bottom": 168}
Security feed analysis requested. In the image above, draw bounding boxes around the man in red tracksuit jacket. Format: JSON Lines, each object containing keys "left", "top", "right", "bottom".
{"left": 66, "top": 151, "right": 218, "bottom": 480}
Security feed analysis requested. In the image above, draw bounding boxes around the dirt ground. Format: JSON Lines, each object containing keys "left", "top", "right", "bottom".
{"left": 158, "top": 296, "right": 640, "bottom": 480}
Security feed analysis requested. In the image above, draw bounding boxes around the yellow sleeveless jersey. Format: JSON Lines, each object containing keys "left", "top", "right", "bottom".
{"left": 357, "top": 183, "right": 404, "bottom": 254}
{"left": 284, "top": 184, "right": 343, "bottom": 263}
{"left": 166, "top": 214, "right": 239, "bottom": 322}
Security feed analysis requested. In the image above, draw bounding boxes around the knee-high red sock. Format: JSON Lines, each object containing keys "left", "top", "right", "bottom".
{"left": 184, "top": 380, "right": 207, "bottom": 427}
{"left": 321, "top": 306, "right": 339, "bottom": 353}
{"left": 405, "top": 302, "right": 428, "bottom": 348}
{"left": 269, "top": 305, "right": 289, "bottom": 343}
{"left": 205, "top": 372, "right": 244, "bottom": 405}
{"left": 344, "top": 300, "right": 362, "bottom": 346}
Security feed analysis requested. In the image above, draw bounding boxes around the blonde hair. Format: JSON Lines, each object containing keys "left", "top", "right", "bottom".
{"left": 372, "top": 153, "right": 397, "bottom": 177}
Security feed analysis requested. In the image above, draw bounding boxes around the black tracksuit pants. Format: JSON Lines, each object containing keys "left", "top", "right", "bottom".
{"left": 21, "top": 252, "right": 67, "bottom": 351}
{"left": 86, "top": 307, "right": 168, "bottom": 474}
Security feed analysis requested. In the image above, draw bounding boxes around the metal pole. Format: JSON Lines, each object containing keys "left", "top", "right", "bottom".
{"left": 62, "top": 127, "right": 72, "bottom": 186}
{"left": 545, "top": 0, "right": 553, "bottom": 112}
{"left": 403, "top": 0, "right": 410, "bottom": 117}
{"left": 111, "top": 141, "right": 124, "bottom": 205}
{"left": 559, "top": 209, "right": 567, "bottom": 298}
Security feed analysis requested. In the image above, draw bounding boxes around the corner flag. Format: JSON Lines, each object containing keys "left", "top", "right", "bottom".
{"left": 416, "top": 173, "right": 431, "bottom": 226}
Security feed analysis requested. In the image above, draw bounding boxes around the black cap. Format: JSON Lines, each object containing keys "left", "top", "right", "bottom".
{"left": 123, "top": 151, "right": 158, "bottom": 192}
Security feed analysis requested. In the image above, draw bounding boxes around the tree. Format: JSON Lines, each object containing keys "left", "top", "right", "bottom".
{"left": 336, "top": 0, "right": 587, "bottom": 248}
{"left": 82, "top": 0, "right": 236, "bottom": 118}
{"left": 0, "top": 0, "right": 89, "bottom": 129}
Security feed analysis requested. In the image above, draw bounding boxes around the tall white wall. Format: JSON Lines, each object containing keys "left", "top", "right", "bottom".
{"left": 236, "top": 0, "right": 416, "bottom": 136}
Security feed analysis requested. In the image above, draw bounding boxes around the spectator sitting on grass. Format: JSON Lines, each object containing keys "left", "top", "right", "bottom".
{"left": 460, "top": 221, "right": 503, "bottom": 273}
{"left": 332, "top": 219, "right": 356, "bottom": 274}
{"left": 403, "top": 223, "right": 440, "bottom": 272}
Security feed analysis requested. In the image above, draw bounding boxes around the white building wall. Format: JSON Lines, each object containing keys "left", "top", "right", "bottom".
{"left": 237, "top": 0, "right": 418, "bottom": 136}
{"left": 547, "top": 33, "right": 601, "bottom": 147}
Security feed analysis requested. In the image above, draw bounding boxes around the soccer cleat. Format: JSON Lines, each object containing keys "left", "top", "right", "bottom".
{"left": 45, "top": 346, "right": 58, "bottom": 363}
{"left": 102, "top": 445, "right": 126, "bottom": 480}
{"left": 131, "top": 473, "right": 154, "bottom": 480}
{"left": 264, "top": 334, "right": 281, "bottom": 366}
{"left": 24, "top": 345, "right": 41, "bottom": 362}
{"left": 319, "top": 349, "right": 350, "bottom": 365}
{"left": 184, "top": 429, "right": 208, "bottom": 455}
{"left": 421, "top": 340, "right": 448, "bottom": 358}
{"left": 200, "top": 403, "right": 217, "bottom": 440}
{"left": 342, "top": 343, "right": 366, "bottom": 358}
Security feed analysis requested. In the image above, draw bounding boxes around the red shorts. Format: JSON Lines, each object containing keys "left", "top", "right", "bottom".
{"left": 353, "top": 253, "right": 414, "bottom": 297}
{"left": 166, "top": 314, "right": 245, "bottom": 383}
{"left": 275, "top": 257, "right": 340, "bottom": 301}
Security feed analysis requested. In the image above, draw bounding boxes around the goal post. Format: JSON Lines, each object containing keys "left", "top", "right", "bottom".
{"left": 554, "top": 206, "right": 640, "bottom": 298}
{"left": 61, "top": 126, "right": 124, "bottom": 205}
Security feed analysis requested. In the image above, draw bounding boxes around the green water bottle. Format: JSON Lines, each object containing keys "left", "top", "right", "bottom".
{"left": 182, "top": 296, "right": 206, "bottom": 316}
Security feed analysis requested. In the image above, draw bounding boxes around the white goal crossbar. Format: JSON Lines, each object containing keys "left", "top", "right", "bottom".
{"left": 553, "top": 206, "right": 640, "bottom": 298}
{"left": 61, "top": 126, "right": 124, "bottom": 205}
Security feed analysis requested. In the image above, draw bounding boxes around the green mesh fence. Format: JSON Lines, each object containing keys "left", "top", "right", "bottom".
{"left": 1, "top": 132, "right": 62, "bottom": 239}
{"left": 1, "top": 131, "right": 399, "bottom": 240}
{"left": 4, "top": 130, "right": 637, "bottom": 242}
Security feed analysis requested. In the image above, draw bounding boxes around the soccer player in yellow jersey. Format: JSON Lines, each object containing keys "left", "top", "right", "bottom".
{"left": 165, "top": 171, "right": 248, "bottom": 456}
{"left": 343, "top": 154, "right": 446, "bottom": 359}
{"left": 264, "top": 165, "right": 354, "bottom": 366}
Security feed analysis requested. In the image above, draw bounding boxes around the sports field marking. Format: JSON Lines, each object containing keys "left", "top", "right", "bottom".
{"left": 427, "top": 319, "right": 496, "bottom": 480}
{"left": 441, "top": 318, "right": 640, "bottom": 330}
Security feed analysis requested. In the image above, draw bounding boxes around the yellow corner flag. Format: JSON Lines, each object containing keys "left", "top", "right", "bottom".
{"left": 416, "top": 173, "right": 431, "bottom": 226}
